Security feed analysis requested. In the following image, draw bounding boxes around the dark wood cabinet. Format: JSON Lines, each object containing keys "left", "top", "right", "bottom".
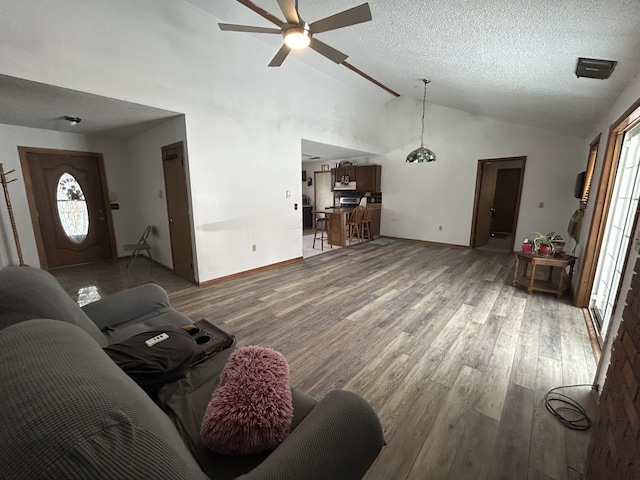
{"left": 357, "top": 165, "right": 381, "bottom": 192}
{"left": 330, "top": 165, "right": 381, "bottom": 192}
{"left": 331, "top": 166, "right": 357, "bottom": 185}
{"left": 368, "top": 204, "right": 382, "bottom": 238}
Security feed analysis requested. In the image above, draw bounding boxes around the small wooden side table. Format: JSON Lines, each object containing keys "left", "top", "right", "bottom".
{"left": 512, "top": 252, "right": 577, "bottom": 298}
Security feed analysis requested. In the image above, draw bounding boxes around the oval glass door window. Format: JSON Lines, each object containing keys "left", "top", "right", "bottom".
{"left": 56, "top": 172, "right": 89, "bottom": 244}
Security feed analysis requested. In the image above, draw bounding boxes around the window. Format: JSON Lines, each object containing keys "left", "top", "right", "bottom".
{"left": 56, "top": 172, "right": 89, "bottom": 244}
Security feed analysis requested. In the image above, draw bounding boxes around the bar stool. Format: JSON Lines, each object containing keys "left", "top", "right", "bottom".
{"left": 313, "top": 213, "right": 332, "bottom": 251}
{"left": 347, "top": 206, "right": 365, "bottom": 245}
{"left": 360, "top": 205, "right": 374, "bottom": 241}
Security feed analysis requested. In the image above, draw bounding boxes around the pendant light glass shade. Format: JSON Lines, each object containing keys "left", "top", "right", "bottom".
{"left": 406, "top": 79, "right": 436, "bottom": 163}
{"left": 406, "top": 146, "right": 436, "bottom": 163}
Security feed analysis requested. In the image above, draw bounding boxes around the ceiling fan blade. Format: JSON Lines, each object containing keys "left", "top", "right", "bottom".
{"left": 309, "top": 3, "right": 372, "bottom": 34}
{"left": 277, "top": 0, "right": 300, "bottom": 24}
{"left": 268, "top": 44, "right": 291, "bottom": 67}
{"left": 309, "top": 38, "right": 348, "bottom": 64}
{"left": 218, "top": 23, "right": 281, "bottom": 34}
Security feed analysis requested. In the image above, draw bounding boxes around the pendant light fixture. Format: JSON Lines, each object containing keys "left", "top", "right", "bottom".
{"left": 406, "top": 79, "right": 436, "bottom": 163}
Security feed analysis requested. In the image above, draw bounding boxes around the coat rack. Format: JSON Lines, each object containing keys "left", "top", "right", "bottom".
{"left": 0, "top": 163, "right": 25, "bottom": 266}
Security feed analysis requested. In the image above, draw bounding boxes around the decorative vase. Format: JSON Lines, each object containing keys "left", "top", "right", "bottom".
{"left": 522, "top": 243, "right": 533, "bottom": 252}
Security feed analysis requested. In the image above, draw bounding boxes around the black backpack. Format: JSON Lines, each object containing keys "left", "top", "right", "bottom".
{"left": 104, "top": 326, "right": 198, "bottom": 394}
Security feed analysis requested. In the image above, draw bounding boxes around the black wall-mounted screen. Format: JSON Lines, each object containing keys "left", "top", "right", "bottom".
{"left": 574, "top": 171, "right": 586, "bottom": 199}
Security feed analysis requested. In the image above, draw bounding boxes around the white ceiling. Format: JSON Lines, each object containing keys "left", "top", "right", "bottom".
{"left": 190, "top": 0, "right": 640, "bottom": 138}
{"left": 1, "top": 1, "right": 638, "bottom": 162}
{"left": 0, "top": 75, "right": 181, "bottom": 139}
{"left": 301, "top": 139, "right": 374, "bottom": 163}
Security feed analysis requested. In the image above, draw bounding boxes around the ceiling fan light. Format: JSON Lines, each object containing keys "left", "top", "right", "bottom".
{"left": 284, "top": 27, "right": 311, "bottom": 50}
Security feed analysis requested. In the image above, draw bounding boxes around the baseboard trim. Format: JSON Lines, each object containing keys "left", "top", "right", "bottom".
{"left": 198, "top": 257, "right": 303, "bottom": 287}
{"left": 381, "top": 236, "right": 470, "bottom": 249}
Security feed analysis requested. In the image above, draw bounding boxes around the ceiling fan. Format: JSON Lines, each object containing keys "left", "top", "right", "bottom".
{"left": 218, "top": 0, "right": 372, "bottom": 67}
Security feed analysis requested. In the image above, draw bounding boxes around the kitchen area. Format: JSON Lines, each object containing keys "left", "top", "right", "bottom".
{"left": 302, "top": 161, "right": 383, "bottom": 255}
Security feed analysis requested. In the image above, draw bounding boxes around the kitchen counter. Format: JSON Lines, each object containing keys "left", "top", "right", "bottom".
{"left": 320, "top": 204, "right": 382, "bottom": 247}
{"left": 320, "top": 208, "right": 353, "bottom": 248}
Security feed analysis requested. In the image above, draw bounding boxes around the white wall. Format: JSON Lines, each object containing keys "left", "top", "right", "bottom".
{"left": 0, "top": 0, "right": 598, "bottom": 281}
{"left": 0, "top": 0, "right": 386, "bottom": 281}
{"left": 0, "top": 123, "right": 134, "bottom": 267}
{"left": 378, "top": 98, "right": 587, "bottom": 245}
{"left": 126, "top": 116, "right": 188, "bottom": 273}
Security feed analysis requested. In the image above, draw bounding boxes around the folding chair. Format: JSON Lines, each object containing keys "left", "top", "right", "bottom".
{"left": 124, "top": 225, "right": 154, "bottom": 273}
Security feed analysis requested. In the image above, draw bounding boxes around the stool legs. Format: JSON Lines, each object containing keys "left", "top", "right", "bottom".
{"left": 313, "top": 218, "right": 331, "bottom": 251}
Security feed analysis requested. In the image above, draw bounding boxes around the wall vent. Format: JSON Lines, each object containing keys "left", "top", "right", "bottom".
{"left": 575, "top": 57, "right": 617, "bottom": 79}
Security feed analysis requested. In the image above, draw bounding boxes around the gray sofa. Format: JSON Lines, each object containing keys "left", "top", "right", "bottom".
{"left": 0, "top": 266, "right": 384, "bottom": 480}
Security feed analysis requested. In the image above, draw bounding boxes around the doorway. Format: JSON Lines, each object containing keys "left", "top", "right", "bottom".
{"left": 18, "top": 147, "right": 115, "bottom": 269}
{"left": 161, "top": 142, "right": 195, "bottom": 283}
{"left": 471, "top": 156, "right": 526, "bottom": 252}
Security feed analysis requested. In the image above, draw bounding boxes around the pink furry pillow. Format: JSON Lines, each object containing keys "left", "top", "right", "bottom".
{"left": 200, "top": 346, "right": 293, "bottom": 455}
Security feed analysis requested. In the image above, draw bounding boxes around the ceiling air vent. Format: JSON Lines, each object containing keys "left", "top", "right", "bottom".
{"left": 575, "top": 57, "right": 617, "bottom": 79}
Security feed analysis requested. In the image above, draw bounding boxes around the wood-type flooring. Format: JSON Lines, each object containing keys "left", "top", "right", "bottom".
{"left": 53, "top": 240, "right": 598, "bottom": 480}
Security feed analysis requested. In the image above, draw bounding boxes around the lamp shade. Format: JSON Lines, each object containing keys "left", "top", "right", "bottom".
{"left": 406, "top": 79, "right": 436, "bottom": 164}
{"left": 406, "top": 146, "right": 436, "bottom": 163}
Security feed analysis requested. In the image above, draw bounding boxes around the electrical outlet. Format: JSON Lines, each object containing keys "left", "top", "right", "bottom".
{"left": 538, "top": 202, "right": 544, "bottom": 208}
{"left": 252, "top": 244, "right": 256, "bottom": 252}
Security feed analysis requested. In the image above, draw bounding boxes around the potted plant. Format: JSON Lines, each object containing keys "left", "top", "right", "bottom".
{"left": 521, "top": 237, "right": 533, "bottom": 252}
{"left": 547, "top": 231, "right": 565, "bottom": 253}
{"left": 532, "top": 232, "right": 556, "bottom": 256}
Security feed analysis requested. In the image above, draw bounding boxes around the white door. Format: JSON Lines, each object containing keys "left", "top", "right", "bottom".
{"left": 315, "top": 171, "right": 333, "bottom": 211}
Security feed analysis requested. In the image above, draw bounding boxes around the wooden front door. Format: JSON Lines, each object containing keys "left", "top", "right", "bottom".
{"left": 19, "top": 147, "right": 114, "bottom": 269}
{"left": 161, "top": 142, "right": 195, "bottom": 282}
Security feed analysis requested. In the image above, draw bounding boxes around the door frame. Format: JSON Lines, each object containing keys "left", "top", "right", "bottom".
{"left": 574, "top": 99, "right": 640, "bottom": 307}
{"left": 469, "top": 156, "right": 526, "bottom": 251}
{"left": 18, "top": 146, "right": 116, "bottom": 269}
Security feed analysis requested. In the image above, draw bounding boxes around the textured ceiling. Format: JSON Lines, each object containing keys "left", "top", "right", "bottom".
{"left": 191, "top": 0, "right": 640, "bottom": 138}
{"left": 2, "top": 1, "right": 639, "bottom": 161}
{"left": 0, "top": 75, "right": 181, "bottom": 139}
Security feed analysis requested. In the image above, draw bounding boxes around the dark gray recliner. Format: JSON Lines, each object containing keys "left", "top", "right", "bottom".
{"left": 0, "top": 266, "right": 384, "bottom": 480}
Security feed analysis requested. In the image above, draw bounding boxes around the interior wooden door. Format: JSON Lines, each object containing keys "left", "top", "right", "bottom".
{"left": 162, "top": 142, "right": 195, "bottom": 283}
{"left": 19, "top": 148, "right": 114, "bottom": 269}
{"left": 492, "top": 168, "right": 522, "bottom": 233}
{"left": 473, "top": 162, "right": 498, "bottom": 247}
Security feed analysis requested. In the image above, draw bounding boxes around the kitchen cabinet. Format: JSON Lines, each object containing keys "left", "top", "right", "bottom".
{"left": 331, "top": 166, "right": 357, "bottom": 185}
{"left": 330, "top": 165, "right": 381, "bottom": 192}
{"left": 368, "top": 204, "right": 382, "bottom": 238}
{"left": 357, "top": 165, "right": 381, "bottom": 192}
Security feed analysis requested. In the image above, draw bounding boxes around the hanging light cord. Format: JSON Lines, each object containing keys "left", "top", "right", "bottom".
{"left": 544, "top": 384, "right": 595, "bottom": 431}
{"left": 420, "top": 79, "right": 428, "bottom": 148}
